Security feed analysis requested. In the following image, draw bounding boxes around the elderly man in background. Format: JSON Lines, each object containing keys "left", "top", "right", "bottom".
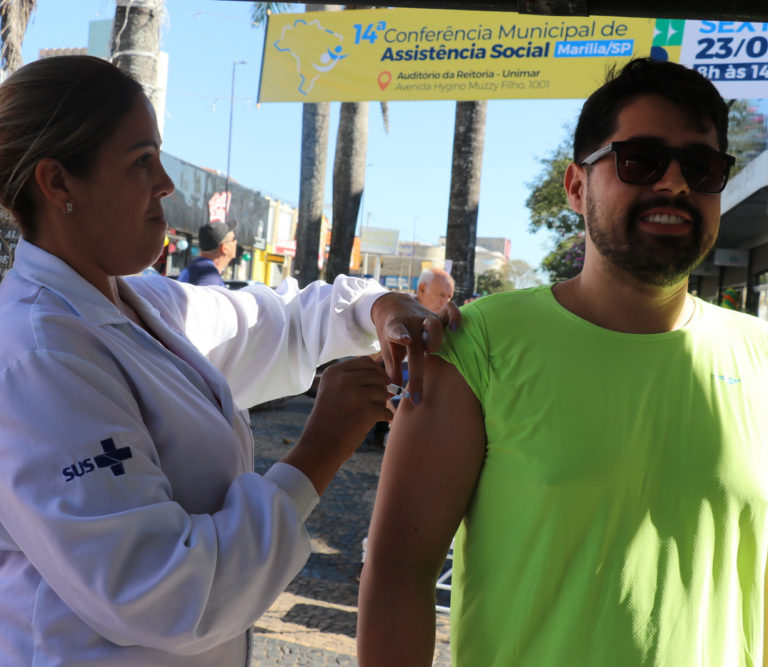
{"left": 416, "top": 267, "right": 454, "bottom": 313}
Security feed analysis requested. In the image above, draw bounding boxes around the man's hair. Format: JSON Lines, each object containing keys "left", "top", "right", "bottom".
{"left": 198, "top": 220, "right": 236, "bottom": 251}
{"left": 418, "top": 268, "right": 436, "bottom": 287}
{"left": 418, "top": 267, "right": 453, "bottom": 289}
{"left": 573, "top": 58, "right": 729, "bottom": 163}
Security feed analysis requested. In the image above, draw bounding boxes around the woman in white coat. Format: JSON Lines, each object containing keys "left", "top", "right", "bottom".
{"left": 0, "top": 55, "right": 455, "bottom": 666}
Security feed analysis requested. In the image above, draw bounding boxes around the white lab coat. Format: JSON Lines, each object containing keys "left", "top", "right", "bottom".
{"left": 0, "top": 239, "right": 385, "bottom": 665}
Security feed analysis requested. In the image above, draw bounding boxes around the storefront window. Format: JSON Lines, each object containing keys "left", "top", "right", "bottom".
{"left": 756, "top": 272, "right": 768, "bottom": 322}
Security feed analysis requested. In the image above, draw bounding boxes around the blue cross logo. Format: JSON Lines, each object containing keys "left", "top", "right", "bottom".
{"left": 94, "top": 438, "right": 133, "bottom": 476}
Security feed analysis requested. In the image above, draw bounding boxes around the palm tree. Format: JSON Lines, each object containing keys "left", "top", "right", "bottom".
{"left": 292, "top": 4, "right": 335, "bottom": 287}
{"left": 255, "top": 3, "right": 385, "bottom": 287}
{"left": 253, "top": 3, "right": 335, "bottom": 287}
{"left": 0, "top": 0, "right": 35, "bottom": 73}
{"left": 324, "top": 100, "right": 368, "bottom": 283}
{"left": 110, "top": 0, "right": 164, "bottom": 117}
{"left": 293, "top": 98, "right": 332, "bottom": 285}
{"left": 445, "top": 100, "right": 487, "bottom": 304}
{"left": 0, "top": 0, "right": 37, "bottom": 281}
{"left": 324, "top": 4, "right": 389, "bottom": 284}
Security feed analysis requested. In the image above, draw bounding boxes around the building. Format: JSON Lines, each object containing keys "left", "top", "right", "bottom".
{"left": 691, "top": 147, "right": 768, "bottom": 319}
{"left": 159, "top": 152, "right": 298, "bottom": 286}
{"left": 361, "top": 229, "right": 513, "bottom": 293}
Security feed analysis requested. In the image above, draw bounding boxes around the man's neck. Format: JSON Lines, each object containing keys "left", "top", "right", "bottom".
{"left": 552, "top": 265, "right": 694, "bottom": 334}
{"left": 200, "top": 251, "right": 227, "bottom": 275}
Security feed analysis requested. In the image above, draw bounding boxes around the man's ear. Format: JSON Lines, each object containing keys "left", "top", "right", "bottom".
{"left": 33, "top": 158, "right": 72, "bottom": 213}
{"left": 564, "top": 162, "right": 586, "bottom": 215}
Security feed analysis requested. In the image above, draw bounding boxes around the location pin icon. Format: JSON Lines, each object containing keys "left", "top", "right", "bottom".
{"left": 377, "top": 71, "right": 392, "bottom": 91}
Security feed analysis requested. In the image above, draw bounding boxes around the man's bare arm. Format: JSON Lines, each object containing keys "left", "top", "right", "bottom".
{"left": 763, "top": 558, "right": 768, "bottom": 667}
{"left": 357, "top": 354, "right": 486, "bottom": 666}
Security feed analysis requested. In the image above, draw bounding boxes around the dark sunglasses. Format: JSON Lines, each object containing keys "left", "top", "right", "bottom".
{"left": 580, "top": 140, "right": 735, "bottom": 194}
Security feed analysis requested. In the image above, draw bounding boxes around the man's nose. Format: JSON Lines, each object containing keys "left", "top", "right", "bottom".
{"left": 653, "top": 157, "right": 690, "bottom": 196}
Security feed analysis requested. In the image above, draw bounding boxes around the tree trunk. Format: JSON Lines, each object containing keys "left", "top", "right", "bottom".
{"left": 445, "top": 100, "right": 487, "bottom": 305}
{"left": 292, "top": 3, "right": 338, "bottom": 287}
{"left": 0, "top": 0, "right": 36, "bottom": 73}
{"left": 0, "top": 0, "right": 37, "bottom": 282}
{"left": 110, "top": 0, "right": 163, "bottom": 114}
{"left": 0, "top": 209, "right": 18, "bottom": 283}
{"left": 294, "top": 102, "right": 331, "bottom": 286}
{"left": 326, "top": 101, "right": 368, "bottom": 284}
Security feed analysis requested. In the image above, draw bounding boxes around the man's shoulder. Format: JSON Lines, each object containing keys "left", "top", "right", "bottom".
{"left": 181, "top": 257, "right": 223, "bottom": 286}
{"left": 695, "top": 300, "right": 768, "bottom": 358}
{"left": 461, "top": 285, "right": 552, "bottom": 326}
{"left": 465, "top": 285, "right": 548, "bottom": 308}
{"left": 698, "top": 298, "right": 768, "bottom": 334}
{"left": 441, "top": 286, "right": 551, "bottom": 358}
{"left": 185, "top": 256, "right": 215, "bottom": 271}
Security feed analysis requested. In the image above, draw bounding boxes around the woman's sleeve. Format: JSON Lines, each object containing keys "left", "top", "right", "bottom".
{"left": 0, "top": 348, "right": 314, "bottom": 656}
{"left": 133, "top": 274, "right": 387, "bottom": 408}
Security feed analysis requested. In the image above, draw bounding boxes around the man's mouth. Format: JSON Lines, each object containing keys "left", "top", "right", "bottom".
{"left": 639, "top": 213, "right": 689, "bottom": 225}
{"left": 630, "top": 197, "right": 701, "bottom": 238}
{"left": 636, "top": 211, "right": 692, "bottom": 236}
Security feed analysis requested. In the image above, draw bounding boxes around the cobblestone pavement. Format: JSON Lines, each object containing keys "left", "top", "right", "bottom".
{"left": 248, "top": 395, "right": 452, "bottom": 666}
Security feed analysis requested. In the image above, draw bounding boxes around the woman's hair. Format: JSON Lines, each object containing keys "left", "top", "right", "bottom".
{"left": 0, "top": 55, "right": 144, "bottom": 238}
{"left": 573, "top": 58, "right": 730, "bottom": 163}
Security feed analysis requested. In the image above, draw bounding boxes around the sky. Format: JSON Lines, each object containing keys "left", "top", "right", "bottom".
{"left": 20, "top": 0, "right": 586, "bottom": 270}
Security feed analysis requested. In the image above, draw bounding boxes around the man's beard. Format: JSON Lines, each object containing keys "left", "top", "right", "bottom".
{"left": 585, "top": 194, "right": 716, "bottom": 287}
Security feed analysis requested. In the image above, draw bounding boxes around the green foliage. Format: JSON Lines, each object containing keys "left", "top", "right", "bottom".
{"left": 476, "top": 269, "right": 511, "bottom": 296}
{"left": 525, "top": 129, "right": 585, "bottom": 280}
{"left": 727, "top": 99, "right": 768, "bottom": 177}
{"left": 507, "top": 258, "right": 542, "bottom": 289}
{"left": 475, "top": 260, "right": 541, "bottom": 295}
{"left": 525, "top": 138, "right": 583, "bottom": 238}
{"left": 542, "top": 232, "right": 585, "bottom": 282}
{"left": 250, "top": 2, "right": 291, "bottom": 26}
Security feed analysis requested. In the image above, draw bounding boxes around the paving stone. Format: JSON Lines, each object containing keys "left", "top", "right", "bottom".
{"left": 248, "top": 395, "right": 452, "bottom": 665}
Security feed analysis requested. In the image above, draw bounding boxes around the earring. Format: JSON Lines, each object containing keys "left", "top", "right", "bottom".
{"left": 63, "top": 201, "right": 73, "bottom": 214}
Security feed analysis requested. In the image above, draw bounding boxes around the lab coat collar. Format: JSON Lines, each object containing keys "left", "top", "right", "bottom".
{"left": 12, "top": 238, "right": 128, "bottom": 327}
{"left": 13, "top": 239, "right": 235, "bottom": 423}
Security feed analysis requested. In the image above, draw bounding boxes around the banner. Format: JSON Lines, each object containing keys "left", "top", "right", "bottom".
{"left": 260, "top": 10, "right": 768, "bottom": 102}
{"left": 259, "top": 8, "right": 656, "bottom": 102}
{"left": 678, "top": 21, "right": 768, "bottom": 99}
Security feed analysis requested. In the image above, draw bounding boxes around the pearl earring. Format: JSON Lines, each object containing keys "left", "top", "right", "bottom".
{"left": 63, "top": 201, "right": 73, "bottom": 214}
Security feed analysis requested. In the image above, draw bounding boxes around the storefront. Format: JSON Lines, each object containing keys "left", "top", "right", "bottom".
{"left": 691, "top": 150, "right": 768, "bottom": 318}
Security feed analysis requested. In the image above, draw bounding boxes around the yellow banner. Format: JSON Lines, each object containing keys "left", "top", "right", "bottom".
{"left": 259, "top": 8, "right": 658, "bottom": 102}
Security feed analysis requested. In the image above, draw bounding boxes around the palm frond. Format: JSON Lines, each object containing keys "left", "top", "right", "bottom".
{"left": 251, "top": 2, "right": 291, "bottom": 27}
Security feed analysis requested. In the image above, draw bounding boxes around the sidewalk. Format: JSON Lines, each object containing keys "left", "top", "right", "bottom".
{"left": 248, "top": 395, "right": 452, "bottom": 666}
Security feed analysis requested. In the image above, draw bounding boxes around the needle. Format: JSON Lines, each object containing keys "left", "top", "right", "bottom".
{"left": 386, "top": 383, "right": 411, "bottom": 399}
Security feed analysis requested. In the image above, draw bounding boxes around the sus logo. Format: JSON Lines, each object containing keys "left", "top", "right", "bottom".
{"left": 273, "top": 19, "right": 348, "bottom": 95}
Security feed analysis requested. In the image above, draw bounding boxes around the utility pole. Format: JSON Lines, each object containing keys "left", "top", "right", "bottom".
{"left": 225, "top": 59, "right": 247, "bottom": 222}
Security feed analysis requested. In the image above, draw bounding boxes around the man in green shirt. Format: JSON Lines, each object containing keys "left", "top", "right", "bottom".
{"left": 358, "top": 58, "right": 768, "bottom": 666}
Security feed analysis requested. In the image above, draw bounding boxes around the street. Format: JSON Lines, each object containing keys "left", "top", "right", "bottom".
{"left": 248, "top": 394, "right": 452, "bottom": 666}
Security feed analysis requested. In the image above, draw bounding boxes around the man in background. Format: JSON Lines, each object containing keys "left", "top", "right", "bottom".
{"left": 415, "top": 267, "right": 454, "bottom": 313}
{"left": 178, "top": 220, "right": 237, "bottom": 286}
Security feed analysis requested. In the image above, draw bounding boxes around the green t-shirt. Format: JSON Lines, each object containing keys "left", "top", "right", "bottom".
{"left": 437, "top": 286, "right": 768, "bottom": 666}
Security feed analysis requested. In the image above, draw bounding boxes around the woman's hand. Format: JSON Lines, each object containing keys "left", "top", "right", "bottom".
{"left": 370, "top": 292, "right": 460, "bottom": 405}
{"left": 282, "top": 356, "right": 391, "bottom": 495}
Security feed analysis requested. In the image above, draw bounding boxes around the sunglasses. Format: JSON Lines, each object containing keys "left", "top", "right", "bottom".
{"left": 580, "top": 140, "right": 735, "bottom": 194}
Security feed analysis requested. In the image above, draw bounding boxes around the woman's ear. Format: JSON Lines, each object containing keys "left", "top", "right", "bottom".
{"left": 564, "top": 162, "right": 587, "bottom": 216}
{"left": 33, "top": 158, "right": 72, "bottom": 213}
